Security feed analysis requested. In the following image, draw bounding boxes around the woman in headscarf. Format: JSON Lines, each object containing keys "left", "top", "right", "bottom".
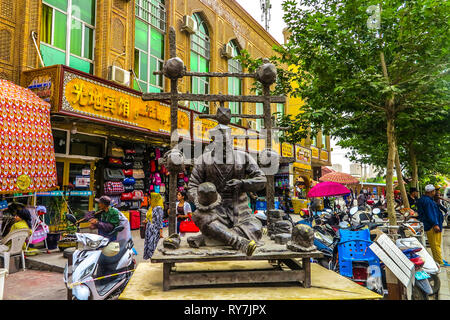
{"left": 3, "top": 205, "right": 32, "bottom": 250}
{"left": 143, "top": 193, "right": 164, "bottom": 260}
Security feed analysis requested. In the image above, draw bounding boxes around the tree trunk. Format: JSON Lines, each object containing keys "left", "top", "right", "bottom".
{"left": 380, "top": 47, "right": 396, "bottom": 225}
{"left": 409, "top": 145, "right": 419, "bottom": 194}
{"left": 394, "top": 141, "right": 410, "bottom": 208}
{"left": 386, "top": 113, "right": 397, "bottom": 226}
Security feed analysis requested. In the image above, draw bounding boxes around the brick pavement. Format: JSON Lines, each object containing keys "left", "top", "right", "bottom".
{"left": 3, "top": 269, "right": 66, "bottom": 300}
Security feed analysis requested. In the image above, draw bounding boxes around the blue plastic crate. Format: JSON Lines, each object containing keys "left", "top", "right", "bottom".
{"left": 337, "top": 229, "right": 380, "bottom": 278}
{"left": 339, "top": 228, "right": 371, "bottom": 242}
{"left": 256, "top": 200, "right": 267, "bottom": 211}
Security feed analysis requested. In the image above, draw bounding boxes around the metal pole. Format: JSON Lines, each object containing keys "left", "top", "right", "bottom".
{"left": 168, "top": 27, "right": 178, "bottom": 236}
{"left": 263, "top": 84, "right": 274, "bottom": 211}
{"left": 169, "top": 78, "right": 178, "bottom": 236}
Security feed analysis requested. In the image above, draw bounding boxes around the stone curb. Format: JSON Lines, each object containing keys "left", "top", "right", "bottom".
{"left": 26, "top": 257, "right": 65, "bottom": 273}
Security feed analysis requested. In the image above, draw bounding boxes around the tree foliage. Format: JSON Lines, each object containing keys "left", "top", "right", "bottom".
{"left": 237, "top": 0, "right": 450, "bottom": 223}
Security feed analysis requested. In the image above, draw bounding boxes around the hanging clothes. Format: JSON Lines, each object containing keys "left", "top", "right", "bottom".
{"left": 143, "top": 193, "right": 164, "bottom": 260}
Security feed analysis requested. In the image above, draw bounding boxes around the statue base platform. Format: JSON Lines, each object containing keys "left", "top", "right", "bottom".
{"left": 151, "top": 234, "right": 323, "bottom": 291}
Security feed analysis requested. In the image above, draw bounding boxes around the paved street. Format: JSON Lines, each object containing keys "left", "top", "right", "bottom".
{"left": 437, "top": 226, "right": 450, "bottom": 300}
{"left": 2, "top": 222, "right": 450, "bottom": 300}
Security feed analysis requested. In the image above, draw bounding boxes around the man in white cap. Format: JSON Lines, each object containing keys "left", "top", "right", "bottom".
{"left": 417, "top": 184, "right": 445, "bottom": 266}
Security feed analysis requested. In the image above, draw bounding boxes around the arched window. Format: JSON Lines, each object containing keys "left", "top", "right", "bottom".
{"left": 190, "top": 13, "right": 210, "bottom": 113}
{"left": 227, "top": 41, "right": 242, "bottom": 125}
{"left": 134, "top": 0, "right": 166, "bottom": 93}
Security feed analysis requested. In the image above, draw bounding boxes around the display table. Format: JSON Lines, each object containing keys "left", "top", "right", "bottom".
{"left": 150, "top": 235, "right": 323, "bottom": 291}
{"left": 151, "top": 239, "right": 322, "bottom": 291}
{"left": 119, "top": 261, "right": 382, "bottom": 300}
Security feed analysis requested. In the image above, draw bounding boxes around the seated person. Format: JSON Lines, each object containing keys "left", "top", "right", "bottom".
{"left": 1, "top": 207, "right": 32, "bottom": 251}
{"left": 85, "top": 196, "right": 120, "bottom": 241}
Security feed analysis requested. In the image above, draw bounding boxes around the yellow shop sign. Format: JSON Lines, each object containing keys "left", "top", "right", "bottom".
{"left": 311, "top": 146, "right": 319, "bottom": 159}
{"left": 193, "top": 117, "right": 218, "bottom": 141}
{"left": 281, "top": 143, "right": 294, "bottom": 158}
{"left": 295, "top": 145, "right": 311, "bottom": 165}
{"left": 230, "top": 125, "right": 246, "bottom": 150}
{"left": 320, "top": 150, "right": 329, "bottom": 162}
{"left": 62, "top": 76, "right": 190, "bottom": 135}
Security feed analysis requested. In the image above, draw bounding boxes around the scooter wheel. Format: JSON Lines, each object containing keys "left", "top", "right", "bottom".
{"left": 411, "top": 284, "right": 429, "bottom": 300}
{"left": 428, "top": 274, "right": 440, "bottom": 300}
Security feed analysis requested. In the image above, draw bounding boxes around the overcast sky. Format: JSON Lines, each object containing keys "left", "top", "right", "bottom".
{"left": 235, "top": 0, "right": 287, "bottom": 44}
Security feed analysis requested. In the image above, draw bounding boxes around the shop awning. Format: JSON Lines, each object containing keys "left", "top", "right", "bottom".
{"left": 0, "top": 80, "right": 57, "bottom": 194}
{"left": 319, "top": 171, "right": 359, "bottom": 185}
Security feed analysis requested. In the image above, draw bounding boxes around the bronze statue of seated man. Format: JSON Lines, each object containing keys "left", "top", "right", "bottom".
{"left": 186, "top": 108, "right": 267, "bottom": 256}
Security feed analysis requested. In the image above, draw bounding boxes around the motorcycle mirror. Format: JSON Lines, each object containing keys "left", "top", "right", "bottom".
{"left": 372, "top": 208, "right": 381, "bottom": 215}
{"left": 65, "top": 214, "right": 77, "bottom": 225}
{"left": 349, "top": 207, "right": 358, "bottom": 216}
{"left": 109, "top": 225, "right": 124, "bottom": 237}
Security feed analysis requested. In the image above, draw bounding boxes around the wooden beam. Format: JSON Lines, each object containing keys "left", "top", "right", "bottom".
{"left": 280, "top": 157, "right": 295, "bottom": 164}
{"left": 168, "top": 269, "right": 306, "bottom": 288}
{"left": 143, "top": 93, "right": 286, "bottom": 104}
{"left": 154, "top": 70, "right": 257, "bottom": 79}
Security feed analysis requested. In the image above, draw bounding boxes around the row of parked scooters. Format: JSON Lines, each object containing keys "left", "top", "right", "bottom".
{"left": 291, "top": 204, "right": 441, "bottom": 300}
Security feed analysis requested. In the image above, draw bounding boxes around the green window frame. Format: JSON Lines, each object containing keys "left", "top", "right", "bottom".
{"left": 255, "top": 90, "right": 264, "bottom": 132}
{"left": 228, "top": 41, "right": 242, "bottom": 125}
{"left": 276, "top": 103, "right": 285, "bottom": 121}
{"left": 311, "top": 126, "right": 317, "bottom": 147}
{"left": 190, "top": 13, "right": 210, "bottom": 114}
{"left": 134, "top": 0, "right": 166, "bottom": 93}
{"left": 40, "top": 0, "right": 96, "bottom": 74}
{"left": 321, "top": 130, "right": 327, "bottom": 149}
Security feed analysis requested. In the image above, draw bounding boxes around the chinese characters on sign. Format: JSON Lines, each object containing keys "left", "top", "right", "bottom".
{"left": 311, "top": 146, "right": 319, "bottom": 159}
{"left": 281, "top": 143, "right": 294, "bottom": 158}
{"left": 320, "top": 150, "right": 329, "bottom": 162}
{"left": 64, "top": 76, "right": 190, "bottom": 135}
{"left": 295, "top": 145, "right": 311, "bottom": 165}
{"left": 295, "top": 145, "right": 312, "bottom": 171}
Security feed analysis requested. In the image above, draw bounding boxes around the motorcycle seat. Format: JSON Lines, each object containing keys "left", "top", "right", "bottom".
{"left": 409, "top": 257, "right": 425, "bottom": 268}
{"left": 401, "top": 247, "right": 422, "bottom": 256}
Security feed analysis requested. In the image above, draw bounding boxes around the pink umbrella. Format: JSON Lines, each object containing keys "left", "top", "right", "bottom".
{"left": 307, "top": 181, "right": 351, "bottom": 198}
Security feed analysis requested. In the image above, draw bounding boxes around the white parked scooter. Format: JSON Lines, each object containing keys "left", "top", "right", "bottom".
{"left": 63, "top": 214, "right": 136, "bottom": 300}
{"left": 396, "top": 237, "right": 441, "bottom": 300}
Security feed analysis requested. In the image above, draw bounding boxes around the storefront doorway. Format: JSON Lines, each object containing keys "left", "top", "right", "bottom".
{"left": 37, "top": 158, "right": 96, "bottom": 229}
{"left": 57, "top": 158, "right": 96, "bottom": 217}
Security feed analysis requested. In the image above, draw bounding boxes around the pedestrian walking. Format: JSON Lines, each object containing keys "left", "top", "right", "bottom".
{"left": 357, "top": 189, "right": 368, "bottom": 210}
{"left": 407, "top": 187, "right": 419, "bottom": 211}
{"left": 417, "top": 184, "right": 447, "bottom": 266}
{"left": 434, "top": 186, "right": 448, "bottom": 216}
{"left": 143, "top": 193, "right": 164, "bottom": 260}
{"left": 174, "top": 191, "right": 192, "bottom": 234}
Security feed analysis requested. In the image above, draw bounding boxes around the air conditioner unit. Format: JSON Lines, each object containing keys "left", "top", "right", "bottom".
{"left": 221, "top": 43, "right": 234, "bottom": 59}
{"left": 108, "top": 66, "right": 131, "bottom": 86}
{"left": 181, "top": 15, "right": 197, "bottom": 34}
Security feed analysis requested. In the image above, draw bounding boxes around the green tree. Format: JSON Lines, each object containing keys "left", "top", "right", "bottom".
{"left": 237, "top": 0, "right": 449, "bottom": 225}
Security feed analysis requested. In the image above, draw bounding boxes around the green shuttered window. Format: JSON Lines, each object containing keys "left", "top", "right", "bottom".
{"left": 227, "top": 41, "right": 242, "bottom": 125}
{"left": 190, "top": 13, "right": 210, "bottom": 114}
{"left": 40, "top": 0, "right": 95, "bottom": 74}
{"left": 134, "top": 0, "right": 166, "bottom": 93}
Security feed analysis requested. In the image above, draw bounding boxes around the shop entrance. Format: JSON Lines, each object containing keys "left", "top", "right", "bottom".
{"left": 40, "top": 158, "right": 96, "bottom": 225}
{"left": 62, "top": 159, "right": 96, "bottom": 216}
